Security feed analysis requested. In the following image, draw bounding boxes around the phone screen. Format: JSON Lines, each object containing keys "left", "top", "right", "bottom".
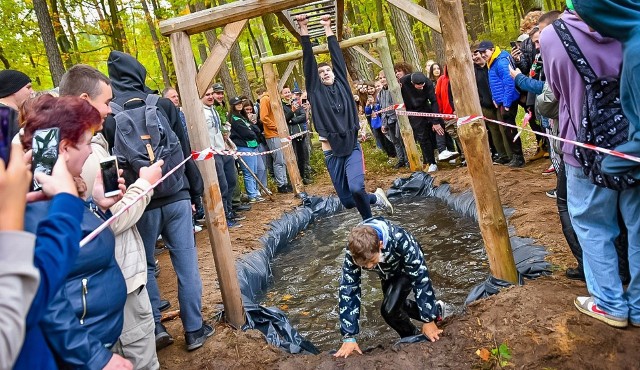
{"left": 32, "top": 128, "right": 60, "bottom": 191}
{"left": 0, "top": 107, "right": 13, "bottom": 165}
{"left": 302, "top": 99, "right": 308, "bottom": 104}
{"left": 510, "top": 41, "right": 517, "bottom": 49}
{"left": 100, "top": 158, "right": 120, "bottom": 197}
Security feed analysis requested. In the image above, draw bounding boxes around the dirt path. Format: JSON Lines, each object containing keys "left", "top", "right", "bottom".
{"left": 156, "top": 157, "right": 640, "bottom": 369}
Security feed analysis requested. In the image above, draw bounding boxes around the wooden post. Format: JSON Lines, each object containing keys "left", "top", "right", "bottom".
{"left": 376, "top": 35, "right": 422, "bottom": 171}
{"left": 169, "top": 31, "right": 246, "bottom": 327}
{"left": 434, "top": 0, "right": 518, "bottom": 284}
{"left": 263, "top": 62, "right": 304, "bottom": 194}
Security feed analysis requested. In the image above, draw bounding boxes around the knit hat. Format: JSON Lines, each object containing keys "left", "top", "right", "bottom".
{"left": 0, "top": 70, "right": 31, "bottom": 99}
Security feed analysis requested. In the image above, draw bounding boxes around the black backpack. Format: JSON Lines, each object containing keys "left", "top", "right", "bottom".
{"left": 111, "top": 94, "right": 185, "bottom": 198}
{"left": 553, "top": 19, "right": 638, "bottom": 191}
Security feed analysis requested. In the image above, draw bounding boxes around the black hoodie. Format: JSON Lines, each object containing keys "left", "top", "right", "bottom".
{"left": 103, "top": 51, "right": 203, "bottom": 210}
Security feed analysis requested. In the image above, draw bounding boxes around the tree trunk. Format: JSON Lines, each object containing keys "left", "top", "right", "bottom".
{"left": 342, "top": 15, "right": 373, "bottom": 81}
{"left": 261, "top": 13, "right": 289, "bottom": 77}
{"left": 107, "top": 0, "right": 128, "bottom": 51}
{"left": 421, "top": 0, "right": 446, "bottom": 65}
{"left": 49, "top": 0, "right": 73, "bottom": 68}
{"left": 387, "top": 3, "right": 421, "bottom": 71}
{"left": 141, "top": 0, "right": 170, "bottom": 87}
{"left": 33, "top": 0, "right": 66, "bottom": 85}
{"left": 499, "top": 0, "right": 508, "bottom": 32}
{"left": 216, "top": 0, "right": 252, "bottom": 99}
{"left": 375, "top": 0, "right": 386, "bottom": 33}
{"left": 60, "top": 0, "right": 80, "bottom": 64}
{"left": 461, "top": 0, "right": 477, "bottom": 41}
{"left": 0, "top": 47, "right": 10, "bottom": 69}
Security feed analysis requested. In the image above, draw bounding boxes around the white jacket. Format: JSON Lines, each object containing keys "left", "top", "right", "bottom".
{"left": 81, "top": 133, "right": 152, "bottom": 294}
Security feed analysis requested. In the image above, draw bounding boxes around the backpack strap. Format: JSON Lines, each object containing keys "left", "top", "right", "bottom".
{"left": 145, "top": 94, "right": 160, "bottom": 106}
{"left": 552, "top": 19, "right": 598, "bottom": 84}
{"left": 110, "top": 101, "right": 124, "bottom": 115}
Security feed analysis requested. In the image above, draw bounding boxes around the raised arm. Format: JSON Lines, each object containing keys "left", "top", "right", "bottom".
{"left": 296, "top": 15, "right": 321, "bottom": 92}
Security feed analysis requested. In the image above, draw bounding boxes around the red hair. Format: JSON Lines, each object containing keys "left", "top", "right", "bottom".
{"left": 21, "top": 95, "right": 102, "bottom": 150}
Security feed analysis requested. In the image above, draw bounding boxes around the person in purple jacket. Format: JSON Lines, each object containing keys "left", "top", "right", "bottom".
{"left": 540, "top": 7, "right": 640, "bottom": 329}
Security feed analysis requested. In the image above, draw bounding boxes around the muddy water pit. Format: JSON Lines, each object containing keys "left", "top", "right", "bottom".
{"left": 261, "top": 198, "right": 490, "bottom": 352}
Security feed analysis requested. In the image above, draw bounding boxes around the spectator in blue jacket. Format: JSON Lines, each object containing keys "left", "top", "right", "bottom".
{"left": 477, "top": 40, "right": 525, "bottom": 168}
{"left": 334, "top": 217, "right": 445, "bottom": 358}
{"left": 16, "top": 95, "right": 132, "bottom": 370}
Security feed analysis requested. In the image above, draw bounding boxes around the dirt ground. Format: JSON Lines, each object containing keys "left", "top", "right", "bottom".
{"left": 156, "top": 152, "right": 640, "bottom": 370}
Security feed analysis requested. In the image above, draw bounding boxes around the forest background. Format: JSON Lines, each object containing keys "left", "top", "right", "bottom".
{"left": 1, "top": 0, "right": 565, "bottom": 101}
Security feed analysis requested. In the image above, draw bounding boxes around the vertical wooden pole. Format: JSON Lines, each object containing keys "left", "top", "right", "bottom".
{"left": 263, "top": 62, "right": 304, "bottom": 194}
{"left": 376, "top": 35, "right": 422, "bottom": 171}
{"left": 169, "top": 31, "right": 246, "bottom": 327}
{"left": 434, "top": 0, "right": 518, "bottom": 284}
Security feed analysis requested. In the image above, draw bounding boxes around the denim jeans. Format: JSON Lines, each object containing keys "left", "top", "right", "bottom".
{"left": 214, "top": 155, "right": 237, "bottom": 216}
{"left": 237, "top": 146, "right": 260, "bottom": 198}
{"left": 137, "top": 199, "right": 203, "bottom": 332}
{"left": 565, "top": 164, "right": 640, "bottom": 322}
{"left": 256, "top": 144, "right": 268, "bottom": 187}
{"left": 324, "top": 143, "right": 377, "bottom": 220}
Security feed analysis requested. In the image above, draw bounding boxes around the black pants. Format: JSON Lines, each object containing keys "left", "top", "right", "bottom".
{"left": 409, "top": 118, "right": 437, "bottom": 165}
{"left": 291, "top": 138, "right": 308, "bottom": 179}
{"left": 499, "top": 102, "right": 523, "bottom": 156}
{"left": 380, "top": 275, "right": 423, "bottom": 338}
{"left": 214, "top": 155, "right": 237, "bottom": 216}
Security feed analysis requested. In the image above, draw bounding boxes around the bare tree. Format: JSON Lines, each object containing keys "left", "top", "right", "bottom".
{"left": 387, "top": 3, "right": 422, "bottom": 71}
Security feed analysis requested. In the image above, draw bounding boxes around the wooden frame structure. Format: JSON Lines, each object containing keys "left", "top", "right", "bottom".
{"left": 158, "top": 0, "right": 519, "bottom": 330}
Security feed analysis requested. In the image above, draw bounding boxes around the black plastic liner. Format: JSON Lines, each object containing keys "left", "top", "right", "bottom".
{"left": 232, "top": 172, "right": 550, "bottom": 353}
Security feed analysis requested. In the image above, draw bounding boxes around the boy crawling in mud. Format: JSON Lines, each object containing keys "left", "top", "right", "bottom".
{"left": 335, "top": 217, "right": 444, "bottom": 358}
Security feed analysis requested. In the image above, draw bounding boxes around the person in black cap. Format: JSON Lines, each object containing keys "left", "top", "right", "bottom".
{"left": 296, "top": 14, "right": 393, "bottom": 220}
{"left": 398, "top": 70, "right": 447, "bottom": 172}
{"left": 0, "top": 69, "right": 33, "bottom": 140}
{"left": 477, "top": 40, "right": 525, "bottom": 168}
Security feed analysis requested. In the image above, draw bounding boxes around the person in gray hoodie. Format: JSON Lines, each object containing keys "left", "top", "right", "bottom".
{"left": 540, "top": 8, "right": 640, "bottom": 329}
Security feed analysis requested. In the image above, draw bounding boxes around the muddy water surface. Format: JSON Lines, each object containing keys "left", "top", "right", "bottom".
{"left": 261, "top": 198, "right": 489, "bottom": 351}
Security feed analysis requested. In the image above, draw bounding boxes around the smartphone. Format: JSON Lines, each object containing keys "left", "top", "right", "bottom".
{"left": 0, "top": 107, "right": 13, "bottom": 165}
{"left": 302, "top": 98, "right": 308, "bottom": 104}
{"left": 31, "top": 127, "right": 60, "bottom": 191}
{"left": 100, "top": 156, "right": 120, "bottom": 198}
{"left": 510, "top": 41, "right": 518, "bottom": 49}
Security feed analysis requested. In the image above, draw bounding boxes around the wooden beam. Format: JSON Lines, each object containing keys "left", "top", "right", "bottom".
{"left": 376, "top": 35, "right": 421, "bottom": 171}
{"left": 385, "top": 0, "right": 441, "bottom": 33}
{"left": 289, "top": 0, "right": 332, "bottom": 10}
{"left": 261, "top": 31, "right": 385, "bottom": 64}
{"left": 168, "top": 31, "right": 246, "bottom": 327}
{"left": 352, "top": 45, "right": 382, "bottom": 68}
{"left": 263, "top": 63, "right": 304, "bottom": 194}
{"left": 276, "top": 11, "right": 300, "bottom": 42}
{"left": 159, "top": 0, "right": 315, "bottom": 36}
{"left": 336, "top": 0, "right": 344, "bottom": 40}
{"left": 277, "top": 60, "right": 298, "bottom": 91}
{"left": 196, "top": 20, "right": 247, "bottom": 98}
{"left": 434, "top": 0, "right": 518, "bottom": 284}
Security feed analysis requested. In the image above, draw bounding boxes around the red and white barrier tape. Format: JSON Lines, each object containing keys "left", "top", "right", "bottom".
{"left": 191, "top": 130, "right": 309, "bottom": 161}
{"left": 375, "top": 104, "right": 640, "bottom": 165}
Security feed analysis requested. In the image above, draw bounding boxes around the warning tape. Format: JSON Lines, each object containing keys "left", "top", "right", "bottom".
{"left": 191, "top": 131, "right": 309, "bottom": 161}
{"left": 374, "top": 104, "right": 640, "bottom": 165}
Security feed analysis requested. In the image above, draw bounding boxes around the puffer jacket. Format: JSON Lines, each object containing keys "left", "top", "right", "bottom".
{"left": 338, "top": 217, "right": 438, "bottom": 337}
{"left": 487, "top": 47, "right": 521, "bottom": 107}
{"left": 23, "top": 200, "right": 126, "bottom": 369}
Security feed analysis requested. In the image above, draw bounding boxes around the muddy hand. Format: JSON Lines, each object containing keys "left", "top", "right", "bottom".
{"left": 421, "top": 321, "right": 443, "bottom": 342}
{"left": 333, "top": 341, "right": 362, "bottom": 358}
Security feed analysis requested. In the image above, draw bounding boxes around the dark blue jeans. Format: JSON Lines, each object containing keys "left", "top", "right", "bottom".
{"left": 324, "top": 144, "right": 377, "bottom": 220}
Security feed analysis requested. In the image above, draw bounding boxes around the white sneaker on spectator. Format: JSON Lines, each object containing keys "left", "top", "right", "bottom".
{"left": 194, "top": 225, "right": 203, "bottom": 233}
{"left": 438, "top": 149, "right": 459, "bottom": 161}
{"left": 374, "top": 188, "right": 394, "bottom": 215}
{"left": 427, "top": 164, "right": 438, "bottom": 173}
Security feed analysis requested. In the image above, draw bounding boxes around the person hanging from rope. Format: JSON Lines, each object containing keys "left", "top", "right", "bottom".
{"left": 335, "top": 218, "right": 446, "bottom": 358}
{"left": 296, "top": 14, "right": 393, "bottom": 220}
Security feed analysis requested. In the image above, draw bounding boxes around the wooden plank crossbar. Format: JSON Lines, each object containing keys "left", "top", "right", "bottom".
{"left": 352, "top": 45, "right": 382, "bottom": 67}
{"left": 385, "top": 0, "right": 442, "bottom": 33}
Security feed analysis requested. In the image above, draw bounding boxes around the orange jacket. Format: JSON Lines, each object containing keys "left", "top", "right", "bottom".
{"left": 259, "top": 93, "right": 279, "bottom": 139}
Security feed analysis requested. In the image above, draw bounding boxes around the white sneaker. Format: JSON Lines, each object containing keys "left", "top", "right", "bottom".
{"left": 374, "top": 188, "right": 394, "bottom": 215}
{"left": 427, "top": 164, "right": 438, "bottom": 173}
{"left": 194, "top": 225, "right": 203, "bottom": 233}
{"left": 449, "top": 159, "right": 457, "bottom": 165}
{"left": 438, "top": 149, "right": 460, "bottom": 162}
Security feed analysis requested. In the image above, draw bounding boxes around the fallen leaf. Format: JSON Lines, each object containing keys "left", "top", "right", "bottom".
{"left": 279, "top": 304, "right": 289, "bottom": 310}
{"left": 282, "top": 294, "right": 293, "bottom": 301}
{"left": 476, "top": 348, "right": 491, "bottom": 362}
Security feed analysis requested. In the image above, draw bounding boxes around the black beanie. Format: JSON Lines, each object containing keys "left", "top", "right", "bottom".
{"left": 0, "top": 70, "right": 32, "bottom": 99}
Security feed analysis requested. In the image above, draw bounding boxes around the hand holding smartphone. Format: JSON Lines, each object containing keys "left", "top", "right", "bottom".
{"left": 31, "top": 128, "right": 60, "bottom": 191}
{"left": 100, "top": 156, "right": 121, "bottom": 198}
{"left": 0, "top": 107, "right": 14, "bottom": 165}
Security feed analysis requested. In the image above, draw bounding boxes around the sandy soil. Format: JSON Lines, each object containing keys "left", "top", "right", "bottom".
{"left": 156, "top": 153, "right": 640, "bottom": 370}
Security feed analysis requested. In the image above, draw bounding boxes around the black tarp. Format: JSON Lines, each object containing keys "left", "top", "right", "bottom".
{"left": 232, "top": 172, "right": 550, "bottom": 352}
